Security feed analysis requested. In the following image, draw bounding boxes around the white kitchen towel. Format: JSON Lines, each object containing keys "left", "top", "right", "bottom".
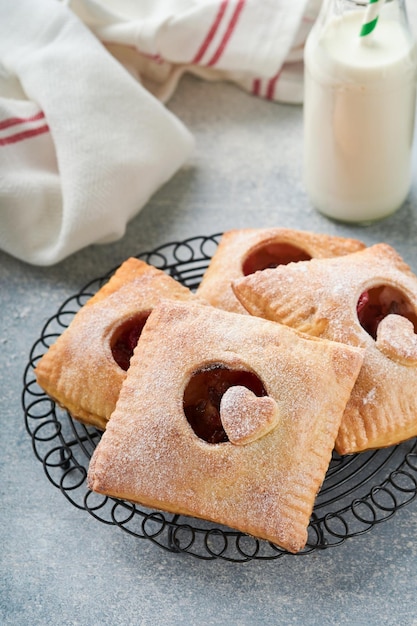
{"left": 0, "top": 0, "right": 317, "bottom": 266}
{"left": 0, "top": 0, "right": 194, "bottom": 266}
{"left": 70, "top": 0, "right": 319, "bottom": 104}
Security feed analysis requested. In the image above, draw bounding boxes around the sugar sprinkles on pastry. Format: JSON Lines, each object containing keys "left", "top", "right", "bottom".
{"left": 196, "top": 228, "right": 365, "bottom": 314}
{"left": 87, "top": 299, "right": 363, "bottom": 553}
{"left": 233, "top": 243, "right": 417, "bottom": 455}
{"left": 35, "top": 258, "right": 195, "bottom": 430}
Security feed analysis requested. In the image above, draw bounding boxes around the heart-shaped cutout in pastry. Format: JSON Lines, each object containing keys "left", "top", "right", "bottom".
{"left": 376, "top": 314, "right": 417, "bottom": 365}
{"left": 220, "top": 385, "right": 279, "bottom": 446}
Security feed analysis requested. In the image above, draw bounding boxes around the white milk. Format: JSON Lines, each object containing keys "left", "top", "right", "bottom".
{"left": 304, "top": 9, "right": 417, "bottom": 223}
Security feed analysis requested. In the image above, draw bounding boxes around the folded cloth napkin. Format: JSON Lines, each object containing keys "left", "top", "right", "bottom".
{"left": 0, "top": 0, "right": 318, "bottom": 266}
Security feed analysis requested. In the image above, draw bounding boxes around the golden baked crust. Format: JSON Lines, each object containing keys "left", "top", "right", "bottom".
{"left": 196, "top": 228, "right": 365, "bottom": 313}
{"left": 233, "top": 243, "right": 417, "bottom": 454}
{"left": 88, "top": 299, "right": 363, "bottom": 553}
{"left": 35, "top": 258, "right": 195, "bottom": 430}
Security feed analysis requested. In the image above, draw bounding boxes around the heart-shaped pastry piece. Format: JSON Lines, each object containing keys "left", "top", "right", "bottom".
{"left": 376, "top": 314, "right": 417, "bottom": 365}
{"left": 220, "top": 385, "right": 279, "bottom": 445}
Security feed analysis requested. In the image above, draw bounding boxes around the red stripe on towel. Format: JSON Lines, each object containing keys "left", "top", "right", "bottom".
{"left": 0, "top": 124, "right": 49, "bottom": 146}
{"left": 0, "top": 111, "right": 45, "bottom": 131}
{"left": 252, "top": 78, "right": 261, "bottom": 96}
{"left": 206, "top": 0, "right": 246, "bottom": 67}
{"left": 266, "top": 70, "right": 282, "bottom": 100}
{"left": 192, "top": 0, "right": 228, "bottom": 64}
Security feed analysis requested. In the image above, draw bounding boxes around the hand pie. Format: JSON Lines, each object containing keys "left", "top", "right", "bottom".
{"left": 233, "top": 243, "right": 417, "bottom": 455}
{"left": 35, "top": 258, "right": 195, "bottom": 430}
{"left": 196, "top": 228, "right": 365, "bottom": 313}
{"left": 88, "top": 299, "right": 364, "bottom": 553}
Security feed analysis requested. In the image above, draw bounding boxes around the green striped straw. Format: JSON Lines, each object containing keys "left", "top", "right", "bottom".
{"left": 359, "top": 0, "right": 386, "bottom": 38}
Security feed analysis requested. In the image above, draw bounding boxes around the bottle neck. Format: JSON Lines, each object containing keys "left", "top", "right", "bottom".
{"left": 315, "top": 0, "right": 410, "bottom": 37}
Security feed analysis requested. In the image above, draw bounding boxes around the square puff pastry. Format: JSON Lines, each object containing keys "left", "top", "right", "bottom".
{"left": 35, "top": 258, "right": 195, "bottom": 430}
{"left": 196, "top": 228, "right": 365, "bottom": 314}
{"left": 233, "top": 243, "right": 417, "bottom": 455}
{"left": 88, "top": 299, "right": 364, "bottom": 553}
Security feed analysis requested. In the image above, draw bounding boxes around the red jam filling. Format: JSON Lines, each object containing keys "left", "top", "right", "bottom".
{"left": 111, "top": 312, "right": 150, "bottom": 371}
{"left": 183, "top": 365, "right": 267, "bottom": 444}
{"left": 242, "top": 242, "right": 311, "bottom": 276}
{"left": 357, "top": 286, "right": 417, "bottom": 340}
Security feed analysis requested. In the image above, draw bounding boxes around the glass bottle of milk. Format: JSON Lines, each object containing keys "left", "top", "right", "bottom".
{"left": 304, "top": 0, "right": 417, "bottom": 223}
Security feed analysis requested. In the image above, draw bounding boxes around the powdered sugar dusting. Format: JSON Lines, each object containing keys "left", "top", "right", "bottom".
{"left": 89, "top": 298, "right": 363, "bottom": 552}
{"left": 220, "top": 386, "right": 279, "bottom": 445}
{"left": 234, "top": 243, "right": 417, "bottom": 454}
{"left": 35, "top": 257, "right": 195, "bottom": 428}
{"left": 362, "top": 388, "right": 376, "bottom": 406}
{"left": 197, "top": 228, "right": 365, "bottom": 314}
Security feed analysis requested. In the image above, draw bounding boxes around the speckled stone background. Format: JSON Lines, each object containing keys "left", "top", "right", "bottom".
{"left": 2, "top": 5, "right": 417, "bottom": 626}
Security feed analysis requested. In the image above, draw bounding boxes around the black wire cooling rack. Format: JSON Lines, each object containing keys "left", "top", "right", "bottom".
{"left": 22, "top": 234, "right": 417, "bottom": 562}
